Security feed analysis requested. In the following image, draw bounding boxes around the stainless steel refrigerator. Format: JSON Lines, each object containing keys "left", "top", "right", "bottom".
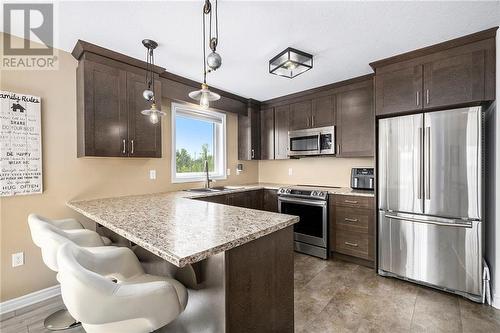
{"left": 378, "top": 106, "right": 483, "bottom": 302}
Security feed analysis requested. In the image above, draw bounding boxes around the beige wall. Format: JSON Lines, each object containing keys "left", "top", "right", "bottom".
{"left": 0, "top": 35, "right": 258, "bottom": 301}
{"left": 259, "top": 157, "right": 374, "bottom": 187}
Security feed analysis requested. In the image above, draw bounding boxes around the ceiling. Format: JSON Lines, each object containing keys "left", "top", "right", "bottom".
{"left": 25, "top": 1, "right": 500, "bottom": 100}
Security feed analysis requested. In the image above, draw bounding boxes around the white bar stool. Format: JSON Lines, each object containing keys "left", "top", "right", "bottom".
{"left": 27, "top": 214, "right": 112, "bottom": 330}
{"left": 57, "top": 242, "right": 188, "bottom": 333}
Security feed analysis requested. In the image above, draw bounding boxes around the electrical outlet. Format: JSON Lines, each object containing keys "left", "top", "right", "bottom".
{"left": 288, "top": 168, "right": 293, "bottom": 176}
{"left": 227, "top": 168, "right": 231, "bottom": 176}
{"left": 12, "top": 252, "right": 24, "bottom": 267}
{"left": 149, "top": 169, "right": 156, "bottom": 180}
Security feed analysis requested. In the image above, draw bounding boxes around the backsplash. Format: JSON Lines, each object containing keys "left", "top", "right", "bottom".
{"left": 258, "top": 157, "right": 374, "bottom": 188}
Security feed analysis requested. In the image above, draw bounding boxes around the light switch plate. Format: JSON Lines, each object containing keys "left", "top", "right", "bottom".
{"left": 149, "top": 169, "right": 156, "bottom": 180}
{"left": 227, "top": 168, "right": 231, "bottom": 176}
{"left": 288, "top": 168, "right": 293, "bottom": 176}
{"left": 12, "top": 252, "right": 24, "bottom": 267}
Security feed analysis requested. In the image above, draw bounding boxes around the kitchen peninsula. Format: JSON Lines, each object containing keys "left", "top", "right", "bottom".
{"left": 67, "top": 185, "right": 299, "bottom": 333}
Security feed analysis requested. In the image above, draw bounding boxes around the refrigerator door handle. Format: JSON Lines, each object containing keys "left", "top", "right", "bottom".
{"left": 418, "top": 127, "right": 423, "bottom": 200}
{"left": 384, "top": 213, "right": 472, "bottom": 228}
{"left": 425, "top": 126, "right": 431, "bottom": 200}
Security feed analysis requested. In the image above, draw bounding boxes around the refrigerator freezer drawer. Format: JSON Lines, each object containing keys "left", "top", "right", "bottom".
{"left": 378, "top": 211, "right": 482, "bottom": 297}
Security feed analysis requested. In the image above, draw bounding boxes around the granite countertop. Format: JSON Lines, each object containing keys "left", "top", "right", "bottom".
{"left": 67, "top": 183, "right": 372, "bottom": 268}
{"left": 67, "top": 188, "right": 299, "bottom": 267}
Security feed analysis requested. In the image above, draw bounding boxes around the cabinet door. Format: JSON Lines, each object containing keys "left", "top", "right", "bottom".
{"left": 337, "top": 84, "right": 374, "bottom": 157}
{"left": 80, "top": 60, "right": 128, "bottom": 157}
{"left": 260, "top": 108, "right": 275, "bottom": 160}
{"left": 375, "top": 65, "right": 423, "bottom": 116}
{"left": 311, "top": 95, "right": 335, "bottom": 128}
{"left": 274, "top": 105, "right": 290, "bottom": 160}
{"left": 423, "top": 51, "right": 485, "bottom": 109}
{"left": 289, "top": 100, "right": 312, "bottom": 130}
{"left": 126, "top": 71, "right": 162, "bottom": 157}
{"left": 263, "top": 189, "right": 278, "bottom": 213}
{"left": 238, "top": 104, "right": 260, "bottom": 160}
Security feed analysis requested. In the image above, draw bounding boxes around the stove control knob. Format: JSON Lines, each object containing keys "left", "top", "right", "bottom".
{"left": 286, "top": 189, "right": 291, "bottom": 194}
{"left": 319, "top": 192, "right": 324, "bottom": 196}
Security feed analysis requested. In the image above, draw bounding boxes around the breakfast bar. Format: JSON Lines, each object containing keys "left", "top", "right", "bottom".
{"left": 67, "top": 188, "right": 299, "bottom": 332}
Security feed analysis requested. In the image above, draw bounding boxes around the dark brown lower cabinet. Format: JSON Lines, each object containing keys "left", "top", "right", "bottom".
{"left": 262, "top": 189, "right": 278, "bottom": 213}
{"left": 329, "top": 194, "right": 375, "bottom": 267}
{"left": 195, "top": 189, "right": 278, "bottom": 213}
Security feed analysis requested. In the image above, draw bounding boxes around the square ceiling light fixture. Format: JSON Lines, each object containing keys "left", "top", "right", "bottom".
{"left": 269, "top": 47, "right": 313, "bottom": 78}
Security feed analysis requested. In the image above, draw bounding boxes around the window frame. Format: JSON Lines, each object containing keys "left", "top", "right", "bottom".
{"left": 171, "top": 102, "right": 227, "bottom": 183}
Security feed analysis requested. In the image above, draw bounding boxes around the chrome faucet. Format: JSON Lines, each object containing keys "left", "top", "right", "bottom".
{"left": 204, "top": 160, "right": 212, "bottom": 189}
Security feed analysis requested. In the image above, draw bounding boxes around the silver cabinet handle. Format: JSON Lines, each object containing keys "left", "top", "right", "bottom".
{"left": 345, "top": 241, "right": 358, "bottom": 247}
{"left": 311, "top": 115, "right": 315, "bottom": 127}
{"left": 344, "top": 200, "right": 358, "bottom": 204}
{"left": 122, "top": 139, "right": 126, "bottom": 154}
{"left": 131, "top": 139, "right": 134, "bottom": 155}
{"left": 344, "top": 218, "right": 358, "bottom": 222}
{"left": 251, "top": 149, "right": 255, "bottom": 159}
{"left": 426, "top": 89, "right": 430, "bottom": 104}
{"left": 416, "top": 91, "right": 420, "bottom": 106}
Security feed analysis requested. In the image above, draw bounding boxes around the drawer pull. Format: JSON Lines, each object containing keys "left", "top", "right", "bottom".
{"left": 345, "top": 241, "right": 358, "bottom": 247}
{"left": 344, "top": 218, "right": 358, "bottom": 222}
{"left": 344, "top": 200, "right": 358, "bottom": 204}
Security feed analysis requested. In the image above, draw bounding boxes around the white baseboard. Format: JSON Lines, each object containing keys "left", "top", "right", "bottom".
{"left": 492, "top": 293, "right": 500, "bottom": 309}
{"left": 0, "top": 285, "right": 61, "bottom": 315}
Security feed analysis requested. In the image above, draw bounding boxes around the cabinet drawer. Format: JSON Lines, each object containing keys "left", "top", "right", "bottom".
{"left": 335, "top": 207, "right": 370, "bottom": 234}
{"left": 335, "top": 230, "right": 372, "bottom": 260}
{"left": 333, "top": 195, "right": 374, "bottom": 209}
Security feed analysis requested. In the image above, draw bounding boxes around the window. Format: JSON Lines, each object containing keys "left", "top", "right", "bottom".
{"left": 171, "top": 103, "right": 226, "bottom": 183}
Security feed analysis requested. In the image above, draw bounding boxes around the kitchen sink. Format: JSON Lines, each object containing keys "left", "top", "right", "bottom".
{"left": 185, "top": 186, "right": 245, "bottom": 193}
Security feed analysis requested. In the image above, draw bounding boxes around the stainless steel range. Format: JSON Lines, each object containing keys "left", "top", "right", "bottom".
{"left": 277, "top": 186, "right": 328, "bottom": 259}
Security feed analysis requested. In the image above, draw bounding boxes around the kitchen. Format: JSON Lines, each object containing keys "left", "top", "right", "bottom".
{"left": 1, "top": 1, "right": 500, "bottom": 333}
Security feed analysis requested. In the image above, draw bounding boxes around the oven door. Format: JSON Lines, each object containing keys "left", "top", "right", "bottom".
{"left": 288, "top": 132, "right": 321, "bottom": 156}
{"left": 278, "top": 196, "right": 327, "bottom": 247}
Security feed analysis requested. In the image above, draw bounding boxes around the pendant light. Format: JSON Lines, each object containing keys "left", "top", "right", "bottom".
{"left": 189, "top": 0, "right": 221, "bottom": 109}
{"left": 141, "top": 39, "right": 165, "bottom": 124}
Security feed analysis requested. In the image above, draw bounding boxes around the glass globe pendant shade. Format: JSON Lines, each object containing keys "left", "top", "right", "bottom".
{"left": 188, "top": 83, "right": 220, "bottom": 109}
{"left": 141, "top": 103, "right": 165, "bottom": 124}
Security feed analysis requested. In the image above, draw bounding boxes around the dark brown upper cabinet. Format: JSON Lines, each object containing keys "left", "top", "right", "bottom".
{"left": 288, "top": 96, "right": 335, "bottom": 131}
{"left": 311, "top": 95, "right": 335, "bottom": 127}
{"left": 238, "top": 99, "right": 261, "bottom": 160}
{"left": 76, "top": 57, "right": 162, "bottom": 158}
{"left": 274, "top": 105, "right": 290, "bottom": 160}
{"left": 77, "top": 60, "right": 128, "bottom": 157}
{"left": 126, "top": 71, "right": 162, "bottom": 157}
{"left": 260, "top": 107, "right": 275, "bottom": 160}
{"left": 336, "top": 80, "right": 374, "bottom": 157}
{"left": 423, "top": 50, "right": 486, "bottom": 109}
{"left": 289, "top": 100, "right": 312, "bottom": 130}
{"left": 374, "top": 65, "right": 423, "bottom": 116}
{"left": 371, "top": 27, "right": 497, "bottom": 116}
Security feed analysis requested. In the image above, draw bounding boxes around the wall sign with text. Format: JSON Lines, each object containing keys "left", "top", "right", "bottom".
{"left": 0, "top": 91, "right": 43, "bottom": 196}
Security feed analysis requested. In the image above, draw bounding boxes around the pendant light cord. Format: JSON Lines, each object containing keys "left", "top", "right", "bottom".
{"left": 202, "top": 3, "right": 207, "bottom": 84}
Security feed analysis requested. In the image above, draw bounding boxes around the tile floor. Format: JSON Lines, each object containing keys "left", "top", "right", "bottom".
{"left": 294, "top": 253, "right": 500, "bottom": 333}
{"left": 2, "top": 254, "right": 500, "bottom": 332}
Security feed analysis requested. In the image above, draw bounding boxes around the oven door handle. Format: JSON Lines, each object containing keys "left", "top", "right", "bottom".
{"left": 278, "top": 197, "right": 327, "bottom": 207}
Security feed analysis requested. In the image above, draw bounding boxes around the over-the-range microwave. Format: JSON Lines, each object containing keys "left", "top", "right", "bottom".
{"left": 288, "top": 126, "right": 335, "bottom": 157}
